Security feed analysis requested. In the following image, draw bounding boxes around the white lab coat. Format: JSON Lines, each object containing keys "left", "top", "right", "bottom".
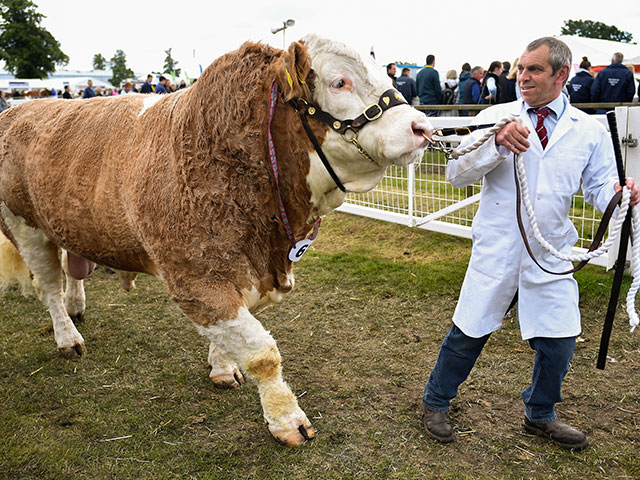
{"left": 448, "top": 97, "right": 618, "bottom": 340}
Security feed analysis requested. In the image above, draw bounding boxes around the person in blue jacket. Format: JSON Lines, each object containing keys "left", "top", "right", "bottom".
{"left": 590, "top": 52, "right": 635, "bottom": 113}
{"left": 416, "top": 54, "right": 442, "bottom": 116}
{"left": 457, "top": 63, "right": 471, "bottom": 105}
{"left": 568, "top": 56, "right": 595, "bottom": 113}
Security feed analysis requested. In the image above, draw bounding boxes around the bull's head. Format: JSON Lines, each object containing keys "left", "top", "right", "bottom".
{"left": 295, "top": 35, "right": 433, "bottom": 194}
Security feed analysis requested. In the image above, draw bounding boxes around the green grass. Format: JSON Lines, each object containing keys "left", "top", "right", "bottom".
{"left": 1, "top": 212, "right": 639, "bottom": 479}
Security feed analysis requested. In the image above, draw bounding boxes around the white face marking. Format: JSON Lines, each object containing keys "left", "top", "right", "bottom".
{"left": 301, "top": 35, "right": 432, "bottom": 206}
{"left": 138, "top": 95, "right": 163, "bottom": 117}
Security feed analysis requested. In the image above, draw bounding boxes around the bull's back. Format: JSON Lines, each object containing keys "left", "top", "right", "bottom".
{"left": 0, "top": 96, "right": 160, "bottom": 272}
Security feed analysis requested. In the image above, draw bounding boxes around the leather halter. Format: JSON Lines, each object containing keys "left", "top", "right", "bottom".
{"left": 289, "top": 88, "right": 408, "bottom": 192}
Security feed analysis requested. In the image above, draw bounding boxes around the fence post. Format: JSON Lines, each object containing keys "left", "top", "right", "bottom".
{"left": 407, "top": 163, "right": 415, "bottom": 226}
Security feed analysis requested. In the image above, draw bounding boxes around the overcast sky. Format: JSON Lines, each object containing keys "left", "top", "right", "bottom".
{"left": 30, "top": 0, "right": 640, "bottom": 78}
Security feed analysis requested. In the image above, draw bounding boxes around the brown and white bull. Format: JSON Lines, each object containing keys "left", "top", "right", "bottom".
{"left": 0, "top": 36, "right": 432, "bottom": 446}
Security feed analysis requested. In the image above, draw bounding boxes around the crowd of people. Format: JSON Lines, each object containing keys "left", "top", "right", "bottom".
{"left": 1, "top": 74, "right": 193, "bottom": 107}
{"left": 387, "top": 50, "right": 639, "bottom": 116}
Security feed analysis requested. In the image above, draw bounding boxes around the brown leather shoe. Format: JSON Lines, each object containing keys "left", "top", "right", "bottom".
{"left": 421, "top": 406, "right": 454, "bottom": 443}
{"left": 523, "top": 417, "right": 589, "bottom": 450}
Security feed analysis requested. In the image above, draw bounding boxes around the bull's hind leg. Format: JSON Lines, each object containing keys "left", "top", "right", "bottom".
{"left": 61, "top": 250, "right": 86, "bottom": 322}
{"left": 1, "top": 206, "right": 86, "bottom": 357}
{"left": 194, "top": 307, "right": 315, "bottom": 446}
{"left": 208, "top": 343, "right": 245, "bottom": 388}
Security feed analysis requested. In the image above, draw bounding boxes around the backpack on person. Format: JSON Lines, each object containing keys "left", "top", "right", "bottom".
{"left": 442, "top": 83, "right": 457, "bottom": 105}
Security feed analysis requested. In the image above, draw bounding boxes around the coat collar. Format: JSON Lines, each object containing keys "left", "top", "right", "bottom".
{"left": 506, "top": 96, "right": 579, "bottom": 152}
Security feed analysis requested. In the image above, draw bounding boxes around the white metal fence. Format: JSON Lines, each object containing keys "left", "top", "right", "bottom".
{"left": 338, "top": 107, "right": 640, "bottom": 269}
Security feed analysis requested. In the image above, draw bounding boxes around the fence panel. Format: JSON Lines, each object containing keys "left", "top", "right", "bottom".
{"left": 337, "top": 112, "right": 635, "bottom": 268}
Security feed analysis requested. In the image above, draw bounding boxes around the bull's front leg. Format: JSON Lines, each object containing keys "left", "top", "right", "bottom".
{"left": 187, "top": 303, "right": 315, "bottom": 446}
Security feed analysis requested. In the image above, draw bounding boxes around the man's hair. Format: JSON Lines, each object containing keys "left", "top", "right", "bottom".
{"left": 502, "top": 61, "right": 511, "bottom": 72}
{"left": 401, "top": 67, "right": 411, "bottom": 75}
{"left": 613, "top": 52, "right": 624, "bottom": 63}
{"left": 461, "top": 62, "right": 471, "bottom": 72}
{"left": 471, "top": 66, "right": 483, "bottom": 75}
{"left": 387, "top": 62, "right": 396, "bottom": 70}
{"left": 526, "top": 37, "right": 572, "bottom": 75}
{"left": 426, "top": 54, "right": 435, "bottom": 65}
{"left": 159, "top": 76, "right": 166, "bottom": 82}
{"left": 147, "top": 74, "right": 153, "bottom": 80}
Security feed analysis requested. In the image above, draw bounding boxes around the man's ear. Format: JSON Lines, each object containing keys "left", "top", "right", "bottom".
{"left": 557, "top": 64, "right": 570, "bottom": 85}
{"left": 275, "top": 41, "right": 312, "bottom": 101}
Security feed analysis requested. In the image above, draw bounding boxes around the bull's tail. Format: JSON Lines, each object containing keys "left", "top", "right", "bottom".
{"left": 0, "top": 230, "right": 32, "bottom": 294}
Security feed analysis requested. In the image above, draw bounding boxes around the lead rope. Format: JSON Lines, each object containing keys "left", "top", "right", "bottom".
{"left": 449, "top": 116, "right": 640, "bottom": 332}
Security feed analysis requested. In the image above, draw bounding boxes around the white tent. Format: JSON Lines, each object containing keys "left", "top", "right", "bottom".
{"left": 556, "top": 35, "right": 640, "bottom": 74}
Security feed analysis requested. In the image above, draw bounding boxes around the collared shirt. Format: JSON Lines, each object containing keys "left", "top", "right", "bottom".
{"left": 524, "top": 93, "right": 566, "bottom": 138}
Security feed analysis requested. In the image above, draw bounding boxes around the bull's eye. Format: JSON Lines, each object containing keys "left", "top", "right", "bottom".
{"left": 331, "top": 79, "right": 346, "bottom": 89}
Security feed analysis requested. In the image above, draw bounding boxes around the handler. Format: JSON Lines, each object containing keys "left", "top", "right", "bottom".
{"left": 421, "top": 36, "right": 640, "bottom": 450}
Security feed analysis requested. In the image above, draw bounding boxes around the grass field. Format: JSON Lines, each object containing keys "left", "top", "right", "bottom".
{"left": 1, "top": 212, "right": 639, "bottom": 479}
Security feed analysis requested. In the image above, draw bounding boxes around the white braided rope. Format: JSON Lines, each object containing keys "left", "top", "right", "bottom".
{"left": 452, "top": 115, "right": 640, "bottom": 331}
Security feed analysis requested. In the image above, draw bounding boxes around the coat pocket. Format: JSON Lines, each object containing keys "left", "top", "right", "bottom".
{"left": 469, "top": 224, "right": 511, "bottom": 281}
{"left": 553, "top": 150, "right": 589, "bottom": 194}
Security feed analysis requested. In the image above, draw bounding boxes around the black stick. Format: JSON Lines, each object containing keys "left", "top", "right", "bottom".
{"left": 597, "top": 111, "right": 631, "bottom": 369}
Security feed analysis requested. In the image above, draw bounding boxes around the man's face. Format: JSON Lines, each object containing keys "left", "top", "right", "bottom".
{"left": 517, "top": 45, "right": 568, "bottom": 107}
{"left": 388, "top": 64, "right": 396, "bottom": 76}
{"left": 473, "top": 69, "right": 484, "bottom": 81}
{"left": 88, "top": 80, "right": 93, "bottom": 87}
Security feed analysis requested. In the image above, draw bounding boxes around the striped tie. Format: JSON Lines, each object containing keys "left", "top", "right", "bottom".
{"left": 531, "top": 107, "right": 551, "bottom": 149}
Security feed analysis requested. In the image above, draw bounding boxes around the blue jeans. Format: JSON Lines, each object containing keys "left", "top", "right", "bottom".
{"left": 423, "top": 324, "right": 576, "bottom": 424}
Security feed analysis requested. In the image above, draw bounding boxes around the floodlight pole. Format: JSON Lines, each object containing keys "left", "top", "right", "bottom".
{"left": 271, "top": 19, "right": 295, "bottom": 49}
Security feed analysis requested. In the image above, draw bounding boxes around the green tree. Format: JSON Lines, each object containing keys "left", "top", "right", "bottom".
{"left": 561, "top": 19, "right": 634, "bottom": 44}
{"left": 0, "top": 0, "right": 68, "bottom": 79}
{"left": 163, "top": 48, "right": 181, "bottom": 77}
{"left": 92, "top": 53, "right": 107, "bottom": 70}
{"left": 109, "top": 49, "right": 134, "bottom": 87}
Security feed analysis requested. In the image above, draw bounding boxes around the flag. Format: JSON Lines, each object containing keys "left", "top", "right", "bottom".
{"left": 370, "top": 46, "right": 375, "bottom": 60}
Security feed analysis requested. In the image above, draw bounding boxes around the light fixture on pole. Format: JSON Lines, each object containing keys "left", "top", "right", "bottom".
{"left": 270, "top": 19, "right": 295, "bottom": 49}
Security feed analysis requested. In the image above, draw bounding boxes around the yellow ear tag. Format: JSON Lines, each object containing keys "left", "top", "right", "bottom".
{"left": 285, "top": 68, "right": 294, "bottom": 90}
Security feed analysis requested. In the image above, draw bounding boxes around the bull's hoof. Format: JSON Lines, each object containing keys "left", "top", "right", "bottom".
{"left": 269, "top": 418, "right": 316, "bottom": 447}
{"left": 209, "top": 369, "right": 245, "bottom": 389}
{"left": 58, "top": 343, "right": 87, "bottom": 359}
{"left": 69, "top": 312, "right": 85, "bottom": 323}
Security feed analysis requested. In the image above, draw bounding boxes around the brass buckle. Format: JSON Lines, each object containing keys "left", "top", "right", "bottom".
{"left": 363, "top": 103, "right": 383, "bottom": 121}
{"left": 454, "top": 127, "right": 472, "bottom": 136}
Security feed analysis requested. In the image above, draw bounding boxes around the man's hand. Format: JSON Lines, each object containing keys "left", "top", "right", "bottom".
{"left": 495, "top": 122, "right": 531, "bottom": 155}
{"left": 615, "top": 177, "right": 640, "bottom": 206}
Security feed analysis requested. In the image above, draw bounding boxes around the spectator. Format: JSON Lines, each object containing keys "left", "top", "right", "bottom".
{"left": 140, "top": 74, "right": 154, "bottom": 94}
{"left": 458, "top": 63, "right": 471, "bottom": 105}
{"left": 155, "top": 76, "right": 168, "bottom": 94}
{"left": 0, "top": 91, "right": 8, "bottom": 113}
{"left": 568, "top": 56, "right": 594, "bottom": 109}
{"left": 480, "top": 61, "right": 503, "bottom": 104}
{"left": 502, "top": 59, "right": 519, "bottom": 103}
{"left": 62, "top": 85, "right": 72, "bottom": 99}
{"left": 396, "top": 67, "right": 418, "bottom": 105}
{"left": 461, "top": 66, "right": 484, "bottom": 115}
{"left": 82, "top": 79, "right": 96, "bottom": 99}
{"left": 497, "top": 61, "right": 510, "bottom": 103}
{"left": 177, "top": 80, "right": 187, "bottom": 90}
{"left": 416, "top": 54, "right": 442, "bottom": 117}
{"left": 591, "top": 52, "right": 635, "bottom": 113}
{"left": 120, "top": 82, "right": 134, "bottom": 95}
{"left": 387, "top": 63, "right": 397, "bottom": 89}
{"left": 441, "top": 70, "right": 459, "bottom": 116}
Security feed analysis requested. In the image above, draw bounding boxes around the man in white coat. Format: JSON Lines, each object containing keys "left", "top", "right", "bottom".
{"left": 421, "top": 37, "right": 640, "bottom": 450}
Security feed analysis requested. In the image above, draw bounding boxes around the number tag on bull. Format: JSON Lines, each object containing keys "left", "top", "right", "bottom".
{"left": 289, "top": 238, "right": 314, "bottom": 262}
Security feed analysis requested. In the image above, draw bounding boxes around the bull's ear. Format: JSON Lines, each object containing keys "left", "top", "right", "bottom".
{"left": 275, "top": 41, "right": 312, "bottom": 101}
